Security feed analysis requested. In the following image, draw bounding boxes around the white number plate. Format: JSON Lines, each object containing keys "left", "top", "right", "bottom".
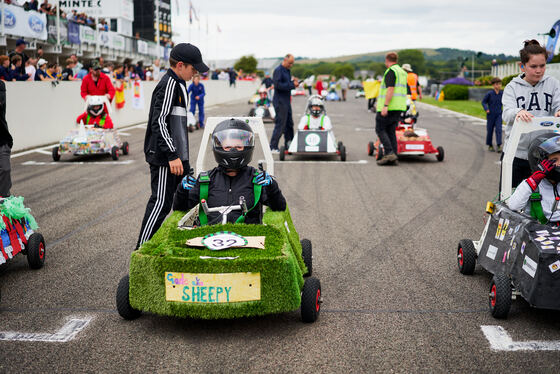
{"left": 202, "top": 231, "right": 248, "bottom": 251}
{"left": 405, "top": 144, "right": 424, "bottom": 150}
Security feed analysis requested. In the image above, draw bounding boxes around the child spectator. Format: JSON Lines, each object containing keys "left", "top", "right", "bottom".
{"left": 10, "top": 55, "right": 28, "bottom": 81}
{"left": 188, "top": 74, "right": 206, "bottom": 128}
{"left": 46, "top": 62, "right": 60, "bottom": 80}
{"left": 34, "top": 58, "right": 52, "bottom": 81}
{"left": 24, "top": 58, "right": 36, "bottom": 81}
{"left": 0, "top": 56, "right": 11, "bottom": 81}
{"left": 61, "top": 58, "right": 75, "bottom": 81}
{"left": 482, "top": 77, "right": 503, "bottom": 152}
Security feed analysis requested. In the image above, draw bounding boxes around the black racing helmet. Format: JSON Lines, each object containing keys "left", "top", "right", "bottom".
{"left": 528, "top": 133, "right": 560, "bottom": 182}
{"left": 212, "top": 118, "right": 254, "bottom": 170}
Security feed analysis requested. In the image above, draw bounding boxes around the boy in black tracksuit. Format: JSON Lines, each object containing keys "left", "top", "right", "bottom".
{"left": 136, "top": 43, "right": 209, "bottom": 249}
{"left": 173, "top": 118, "right": 286, "bottom": 224}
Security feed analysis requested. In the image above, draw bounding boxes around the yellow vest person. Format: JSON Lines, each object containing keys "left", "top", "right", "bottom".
{"left": 377, "top": 64, "right": 407, "bottom": 112}
{"left": 375, "top": 52, "right": 407, "bottom": 166}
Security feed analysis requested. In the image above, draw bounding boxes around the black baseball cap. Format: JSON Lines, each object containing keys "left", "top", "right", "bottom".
{"left": 170, "top": 43, "right": 208, "bottom": 73}
{"left": 16, "top": 39, "right": 26, "bottom": 47}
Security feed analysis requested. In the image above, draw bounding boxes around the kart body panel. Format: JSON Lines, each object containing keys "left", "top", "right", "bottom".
{"left": 58, "top": 127, "right": 124, "bottom": 155}
{"left": 287, "top": 129, "right": 338, "bottom": 154}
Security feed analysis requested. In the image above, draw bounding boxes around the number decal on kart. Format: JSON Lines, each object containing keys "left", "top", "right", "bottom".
{"left": 202, "top": 231, "right": 248, "bottom": 251}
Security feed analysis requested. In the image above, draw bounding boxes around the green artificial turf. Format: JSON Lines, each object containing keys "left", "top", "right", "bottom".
{"left": 129, "top": 206, "right": 307, "bottom": 319}
{"left": 422, "top": 97, "right": 487, "bottom": 119}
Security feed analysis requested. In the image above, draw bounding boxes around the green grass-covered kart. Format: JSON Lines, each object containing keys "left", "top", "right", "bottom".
{"left": 116, "top": 117, "right": 322, "bottom": 323}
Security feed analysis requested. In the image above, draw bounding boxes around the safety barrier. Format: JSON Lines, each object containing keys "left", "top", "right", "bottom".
{"left": 7, "top": 79, "right": 259, "bottom": 152}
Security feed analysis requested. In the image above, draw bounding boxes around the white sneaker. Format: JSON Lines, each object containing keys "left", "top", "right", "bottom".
{"left": 270, "top": 149, "right": 280, "bottom": 154}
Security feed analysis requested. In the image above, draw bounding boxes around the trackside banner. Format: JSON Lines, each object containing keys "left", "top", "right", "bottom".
{"left": 1, "top": 5, "right": 47, "bottom": 40}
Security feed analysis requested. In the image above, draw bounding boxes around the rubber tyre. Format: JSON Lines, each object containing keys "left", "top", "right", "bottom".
{"left": 301, "top": 239, "right": 312, "bottom": 276}
{"left": 121, "top": 141, "right": 129, "bottom": 155}
{"left": 457, "top": 239, "right": 476, "bottom": 275}
{"left": 188, "top": 125, "right": 195, "bottom": 133}
{"left": 436, "top": 146, "right": 444, "bottom": 162}
{"left": 301, "top": 277, "right": 321, "bottom": 323}
{"left": 52, "top": 146, "right": 60, "bottom": 162}
{"left": 279, "top": 146, "right": 286, "bottom": 161}
{"left": 489, "top": 273, "right": 512, "bottom": 319}
{"left": 340, "top": 145, "right": 346, "bottom": 162}
{"left": 376, "top": 145, "right": 384, "bottom": 161}
{"left": 111, "top": 146, "right": 119, "bottom": 160}
{"left": 116, "top": 275, "right": 142, "bottom": 320}
{"left": 26, "top": 233, "right": 46, "bottom": 270}
{"left": 337, "top": 141, "right": 343, "bottom": 151}
{"left": 367, "top": 141, "right": 374, "bottom": 157}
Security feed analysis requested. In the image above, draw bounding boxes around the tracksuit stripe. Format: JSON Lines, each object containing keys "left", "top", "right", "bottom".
{"left": 139, "top": 166, "right": 167, "bottom": 245}
{"left": 158, "top": 79, "right": 176, "bottom": 152}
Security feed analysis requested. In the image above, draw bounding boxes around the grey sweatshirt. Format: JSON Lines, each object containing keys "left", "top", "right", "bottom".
{"left": 502, "top": 74, "right": 560, "bottom": 159}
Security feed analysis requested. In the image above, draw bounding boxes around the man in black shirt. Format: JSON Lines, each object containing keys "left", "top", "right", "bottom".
{"left": 0, "top": 81, "right": 12, "bottom": 196}
{"left": 8, "top": 40, "right": 29, "bottom": 76}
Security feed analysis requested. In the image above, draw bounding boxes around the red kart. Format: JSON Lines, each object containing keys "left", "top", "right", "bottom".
{"left": 367, "top": 121, "right": 444, "bottom": 162}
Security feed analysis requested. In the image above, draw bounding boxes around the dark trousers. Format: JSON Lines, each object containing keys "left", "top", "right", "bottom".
{"left": 368, "top": 98, "right": 376, "bottom": 111}
{"left": 270, "top": 102, "right": 294, "bottom": 150}
{"left": 0, "top": 144, "right": 11, "bottom": 197}
{"left": 486, "top": 114, "right": 502, "bottom": 146}
{"left": 136, "top": 161, "right": 189, "bottom": 249}
{"left": 375, "top": 111, "right": 401, "bottom": 155}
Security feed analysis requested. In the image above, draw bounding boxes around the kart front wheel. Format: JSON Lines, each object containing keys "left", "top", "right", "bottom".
{"left": 339, "top": 145, "right": 346, "bottom": 162}
{"left": 301, "top": 239, "right": 312, "bottom": 276}
{"left": 122, "top": 142, "right": 129, "bottom": 155}
{"left": 279, "top": 146, "right": 286, "bottom": 161}
{"left": 52, "top": 146, "right": 60, "bottom": 162}
{"left": 436, "top": 146, "right": 444, "bottom": 162}
{"left": 367, "top": 141, "right": 374, "bottom": 157}
{"left": 111, "top": 146, "right": 119, "bottom": 160}
{"left": 26, "top": 233, "right": 46, "bottom": 269}
{"left": 116, "top": 275, "right": 142, "bottom": 320}
{"left": 457, "top": 239, "right": 476, "bottom": 275}
{"left": 337, "top": 141, "right": 343, "bottom": 151}
{"left": 248, "top": 108, "right": 255, "bottom": 117}
{"left": 301, "top": 277, "right": 321, "bottom": 323}
{"left": 489, "top": 273, "right": 512, "bottom": 319}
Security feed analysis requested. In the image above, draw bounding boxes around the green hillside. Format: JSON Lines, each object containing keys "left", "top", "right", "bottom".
{"left": 297, "top": 48, "right": 515, "bottom": 64}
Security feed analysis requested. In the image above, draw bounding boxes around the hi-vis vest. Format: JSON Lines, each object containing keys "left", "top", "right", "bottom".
{"left": 407, "top": 72, "right": 419, "bottom": 100}
{"left": 377, "top": 64, "right": 407, "bottom": 112}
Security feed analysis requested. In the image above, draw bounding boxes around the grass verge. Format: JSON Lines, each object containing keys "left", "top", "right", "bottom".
{"left": 421, "top": 97, "right": 487, "bottom": 119}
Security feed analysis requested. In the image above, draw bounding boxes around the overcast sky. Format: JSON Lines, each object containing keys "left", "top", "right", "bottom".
{"left": 171, "top": 0, "right": 560, "bottom": 61}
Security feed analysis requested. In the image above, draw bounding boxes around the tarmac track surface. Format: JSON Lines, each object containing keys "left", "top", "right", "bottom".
{"left": 1, "top": 95, "right": 560, "bottom": 373}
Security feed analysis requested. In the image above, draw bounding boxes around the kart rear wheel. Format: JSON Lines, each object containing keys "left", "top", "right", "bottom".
{"left": 301, "top": 239, "right": 312, "bottom": 276}
{"left": 376, "top": 145, "right": 384, "bottom": 161}
{"left": 52, "top": 146, "right": 60, "bottom": 162}
{"left": 111, "top": 146, "right": 119, "bottom": 160}
{"left": 489, "top": 273, "right": 512, "bottom": 319}
{"left": 340, "top": 145, "right": 346, "bottom": 162}
{"left": 457, "top": 239, "right": 476, "bottom": 275}
{"left": 301, "top": 277, "right": 321, "bottom": 323}
{"left": 367, "top": 141, "right": 374, "bottom": 157}
{"left": 337, "top": 141, "right": 343, "bottom": 151}
{"left": 122, "top": 142, "right": 129, "bottom": 155}
{"left": 188, "top": 125, "right": 195, "bottom": 133}
{"left": 279, "top": 146, "right": 286, "bottom": 161}
{"left": 248, "top": 108, "right": 255, "bottom": 117}
{"left": 26, "top": 233, "right": 45, "bottom": 270}
{"left": 116, "top": 274, "right": 142, "bottom": 320}
{"left": 436, "top": 146, "right": 444, "bottom": 162}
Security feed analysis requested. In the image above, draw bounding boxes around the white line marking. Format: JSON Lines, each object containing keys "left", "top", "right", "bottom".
{"left": 0, "top": 317, "right": 92, "bottom": 342}
{"left": 127, "top": 123, "right": 147, "bottom": 130}
{"left": 35, "top": 149, "right": 53, "bottom": 155}
{"left": 21, "top": 160, "right": 135, "bottom": 166}
{"left": 354, "top": 127, "right": 374, "bottom": 132}
{"left": 11, "top": 143, "right": 59, "bottom": 158}
{"left": 481, "top": 325, "right": 560, "bottom": 351}
{"left": 117, "top": 131, "right": 131, "bottom": 136}
{"left": 277, "top": 160, "right": 368, "bottom": 164}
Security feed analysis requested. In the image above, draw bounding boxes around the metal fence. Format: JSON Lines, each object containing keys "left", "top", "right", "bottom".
{"left": 492, "top": 62, "right": 560, "bottom": 81}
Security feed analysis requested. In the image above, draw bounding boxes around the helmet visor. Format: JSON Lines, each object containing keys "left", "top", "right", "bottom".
{"left": 213, "top": 129, "right": 254, "bottom": 151}
{"left": 539, "top": 136, "right": 560, "bottom": 155}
